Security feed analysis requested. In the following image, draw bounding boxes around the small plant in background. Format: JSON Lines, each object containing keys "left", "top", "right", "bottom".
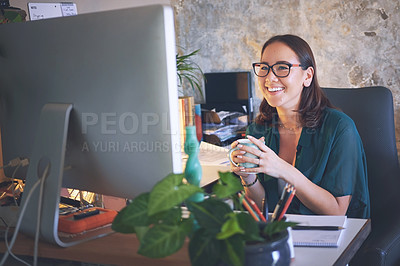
{"left": 0, "top": 1, "right": 27, "bottom": 24}
{"left": 176, "top": 48, "right": 205, "bottom": 99}
{"left": 112, "top": 172, "right": 296, "bottom": 266}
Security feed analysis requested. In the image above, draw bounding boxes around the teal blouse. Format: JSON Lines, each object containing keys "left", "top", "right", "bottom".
{"left": 246, "top": 108, "right": 370, "bottom": 218}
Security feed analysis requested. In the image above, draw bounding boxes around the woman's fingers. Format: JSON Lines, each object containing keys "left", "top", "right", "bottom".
{"left": 247, "top": 135, "right": 271, "bottom": 153}
{"left": 231, "top": 149, "right": 245, "bottom": 156}
{"left": 240, "top": 166, "right": 262, "bottom": 174}
{"left": 230, "top": 136, "right": 269, "bottom": 175}
{"left": 230, "top": 150, "right": 245, "bottom": 161}
{"left": 236, "top": 143, "right": 262, "bottom": 158}
{"left": 231, "top": 140, "right": 239, "bottom": 148}
{"left": 231, "top": 165, "right": 252, "bottom": 177}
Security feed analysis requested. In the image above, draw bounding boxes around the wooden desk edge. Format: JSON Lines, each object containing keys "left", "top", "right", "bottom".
{"left": 333, "top": 218, "right": 371, "bottom": 266}
{"left": 0, "top": 231, "right": 191, "bottom": 266}
{"left": 1, "top": 218, "right": 372, "bottom": 266}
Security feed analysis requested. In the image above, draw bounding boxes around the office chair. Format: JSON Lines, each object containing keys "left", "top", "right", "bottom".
{"left": 323, "top": 86, "right": 400, "bottom": 266}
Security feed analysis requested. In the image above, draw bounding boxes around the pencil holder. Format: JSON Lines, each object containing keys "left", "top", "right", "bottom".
{"left": 244, "top": 223, "right": 291, "bottom": 265}
{"left": 266, "top": 214, "right": 295, "bottom": 259}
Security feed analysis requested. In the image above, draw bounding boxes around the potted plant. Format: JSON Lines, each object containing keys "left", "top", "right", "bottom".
{"left": 176, "top": 48, "right": 205, "bottom": 99}
{"left": 176, "top": 48, "right": 206, "bottom": 142}
{"left": 112, "top": 171, "right": 296, "bottom": 266}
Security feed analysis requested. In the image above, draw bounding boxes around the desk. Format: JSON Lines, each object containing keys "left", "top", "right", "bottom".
{"left": 0, "top": 232, "right": 190, "bottom": 266}
{"left": 0, "top": 218, "right": 370, "bottom": 266}
{"left": 293, "top": 218, "right": 371, "bottom": 266}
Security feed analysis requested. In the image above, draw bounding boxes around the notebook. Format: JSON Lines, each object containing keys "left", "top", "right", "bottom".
{"left": 285, "top": 214, "right": 347, "bottom": 247}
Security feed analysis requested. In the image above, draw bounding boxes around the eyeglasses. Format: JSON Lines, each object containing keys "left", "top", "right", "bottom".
{"left": 252, "top": 62, "right": 303, "bottom": 78}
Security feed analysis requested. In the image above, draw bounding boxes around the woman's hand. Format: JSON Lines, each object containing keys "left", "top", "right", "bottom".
{"left": 235, "top": 136, "right": 351, "bottom": 215}
{"left": 238, "top": 135, "right": 292, "bottom": 181}
{"left": 229, "top": 139, "right": 252, "bottom": 177}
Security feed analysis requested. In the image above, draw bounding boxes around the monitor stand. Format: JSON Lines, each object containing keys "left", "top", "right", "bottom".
{"left": 19, "top": 103, "right": 112, "bottom": 247}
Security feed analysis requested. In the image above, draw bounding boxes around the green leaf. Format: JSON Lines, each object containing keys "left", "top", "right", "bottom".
{"left": 236, "top": 212, "right": 264, "bottom": 242}
{"left": 148, "top": 173, "right": 203, "bottom": 216}
{"left": 148, "top": 206, "right": 183, "bottom": 226}
{"left": 189, "top": 228, "right": 221, "bottom": 266}
{"left": 134, "top": 226, "right": 149, "bottom": 242}
{"left": 220, "top": 235, "right": 245, "bottom": 266}
{"left": 216, "top": 213, "right": 244, "bottom": 240}
{"left": 176, "top": 48, "right": 205, "bottom": 97}
{"left": 213, "top": 171, "right": 243, "bottom": 199}
{"left": 187, "top": 198, "right": 232, "bottom": 231}
{"left": 262, "top": 220, "right": 298, "bottom": 240}
{"left": 138, "top": 224, "right": 186, "bottom": 258}
{"left": 180, "top": 217, "right": 195, "bottom": 235}
{"left": 3, "top": 11, "right": 24, "bottom": 22}
{"left": 112, "top": 193, "right": 150, "bottom": 233}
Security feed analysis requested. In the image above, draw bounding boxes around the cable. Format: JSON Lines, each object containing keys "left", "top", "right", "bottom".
{"left": 0, "top": 158, "right": 31, "bottom": 265}
{"left": 6, "top": 242, "right": 30, "bottom": 266}
{"left": 0, "top": 175, "right": 42, "bottom": 265}
{"left": 0, "top": 219, "right": 25, "bottom": 264}
{"left": 10, "top": 158, "right": 29, "bottom": 180}
{"left": 0, "top": 157, "right": 29, "bottom": 170}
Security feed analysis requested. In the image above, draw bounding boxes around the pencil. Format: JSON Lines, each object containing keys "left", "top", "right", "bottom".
{"left": 275, "top": 194, "right": 289, "bottom": 221}
{"left": 238, "top": 192, "right": 260, "bottom": 221}
{"left": 277, "top": 187, "right": 295, "bottom": 221}
{"left": 292, "top": 226, "right": 345, "bottom": 231}
{"left": 271, "top": 183, "right": 289, "bottom": 222}
{"left": 242, "top": 197, "right": 260, "bottom": 221}
{"left": 262, "top": 198, "right": 267, "bottom": 221}
{"left": 271, "top": 199, "right": 283, "bottom": 222}
{"left": 244, "top": 194, "right": 266, "bottom": 222}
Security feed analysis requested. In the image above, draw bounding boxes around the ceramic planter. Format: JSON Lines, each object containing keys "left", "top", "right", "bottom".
{"left": 244, "top": 229, "right": 291, "bottom": 266}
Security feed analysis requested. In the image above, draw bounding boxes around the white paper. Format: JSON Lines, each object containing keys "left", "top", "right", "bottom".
{"left": 182, "top": 141, "right": 230, "bottom": 166}
{"left": 285, "top": 214, "right": 347, "bottom": 247}
{"left": 28, "top": 2, "right": 77, "bottom": 21}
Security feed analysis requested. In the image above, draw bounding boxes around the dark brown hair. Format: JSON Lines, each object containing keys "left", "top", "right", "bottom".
{"left": 255, "top": 34, "right": 334, "bottom": 128}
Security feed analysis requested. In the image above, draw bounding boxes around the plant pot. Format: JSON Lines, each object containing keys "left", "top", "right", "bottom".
{"left": 244, "top": 229, "right": 291, "bottom": 266}
{"left": 218, "top": 229, "right": 291, "bottom": 266}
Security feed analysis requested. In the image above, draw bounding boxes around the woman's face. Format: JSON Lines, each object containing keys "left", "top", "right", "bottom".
{"left": 258, "top": 42, "right": 312, "bottom": 111}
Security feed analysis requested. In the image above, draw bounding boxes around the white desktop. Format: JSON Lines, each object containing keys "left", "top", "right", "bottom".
{"left": 292, "top": 217, "right": 370, "bottom": 266}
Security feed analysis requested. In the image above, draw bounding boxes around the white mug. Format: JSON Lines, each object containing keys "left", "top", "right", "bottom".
{"left": 228, "top": 139, "right": 260, "bottom": 168}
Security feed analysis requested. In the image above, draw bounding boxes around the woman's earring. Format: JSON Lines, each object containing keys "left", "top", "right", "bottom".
{"left": 304, "top": 79, "right": 312, "bottom": 87}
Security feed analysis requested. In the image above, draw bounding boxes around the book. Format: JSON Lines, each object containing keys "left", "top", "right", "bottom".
{"left": 285, "top": 214, "right": 347, "bottom": 247}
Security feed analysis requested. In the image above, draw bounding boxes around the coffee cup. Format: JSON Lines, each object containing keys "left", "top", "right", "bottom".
{"left": 228, "top": 138, "right": 260, "bottom": 169}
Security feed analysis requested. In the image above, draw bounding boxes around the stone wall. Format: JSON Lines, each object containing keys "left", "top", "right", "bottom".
{"left": 10, "top": 0, "right": 400, "bottom": 154}
{"left": 171, "top": 0, "right": 400, "bottom": 154}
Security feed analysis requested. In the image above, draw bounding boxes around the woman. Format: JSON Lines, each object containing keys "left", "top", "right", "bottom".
{"left": 231, "top": 34, "right": 370, "bottom": 218}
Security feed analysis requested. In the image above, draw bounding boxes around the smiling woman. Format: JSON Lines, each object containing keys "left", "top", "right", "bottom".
{"left": 230, "top": 34, "right": 370, "bottom": 219}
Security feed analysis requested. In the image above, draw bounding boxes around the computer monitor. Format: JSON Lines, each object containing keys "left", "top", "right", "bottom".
{"left": 202, "top": 71, "right": 254, "bottom": 121}
{"left": 201, "top": 72, "right": 253, "bottom": 146}
{"left": 0, "top": 5, "right": 181, "bottom": 246}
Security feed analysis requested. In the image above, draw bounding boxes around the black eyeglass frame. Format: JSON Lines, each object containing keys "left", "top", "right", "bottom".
{"left": 252, "top": 62, "right": 304, "bottom": 78}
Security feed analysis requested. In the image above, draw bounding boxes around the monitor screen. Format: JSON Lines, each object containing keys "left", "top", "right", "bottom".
{"left": 202, "top": 71, "right": 253, "bottom": 121}
{"left": 201, "top": 72, "right": 253, "bottom": 146}
{"left": 0, "top": 5, "right": 181, "bottom": 245}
